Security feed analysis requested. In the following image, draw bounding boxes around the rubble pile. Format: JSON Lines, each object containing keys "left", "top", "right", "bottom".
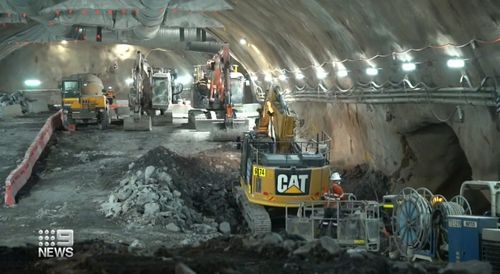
{"left": 126, "top": 146, "right": 241, "bottom": 226}
{"left": 100, "top": 146, "right": 240, "bottom": 235}
{"left": 0, "top": 91, "right": 29, "bottom": 113}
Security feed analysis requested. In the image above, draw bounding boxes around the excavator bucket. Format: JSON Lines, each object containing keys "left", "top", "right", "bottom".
{"left": 209, "top": 118, "right": 249, "bottom": 141}
{"left": 123, "top": 115, "right": 152, "bottom": 131}
{"left": 152, "top": 111, "right": 173, "bottom": 126}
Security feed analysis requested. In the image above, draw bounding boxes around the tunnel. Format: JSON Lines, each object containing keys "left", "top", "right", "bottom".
{"left": 0, "top": 1, "right": 499, "bottom": 273}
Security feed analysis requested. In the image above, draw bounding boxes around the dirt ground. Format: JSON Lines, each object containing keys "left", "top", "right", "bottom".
{"left": 0, "top": 115, "right": 490, "bottom": 274}
{"left": 0, "top": 114, "right": 50, "bottom": 181}
{"left": 0, "top": 117, "right": 237, "bottom": 250}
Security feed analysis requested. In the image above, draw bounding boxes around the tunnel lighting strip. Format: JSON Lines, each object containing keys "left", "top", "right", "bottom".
{"left": 251, "top": 37, "right": 500, "bottom": 77}
{"left": 281, "top": 76, "right": 498, "bottom": 107}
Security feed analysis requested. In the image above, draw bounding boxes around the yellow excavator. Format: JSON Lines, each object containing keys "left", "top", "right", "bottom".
{"left": 60, "top": 74, "right": 111, "bottom": 129}
{"left": 234, "top": 86, "right": 332, "bottom": 233}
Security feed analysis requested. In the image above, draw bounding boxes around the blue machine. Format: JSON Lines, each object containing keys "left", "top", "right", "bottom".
{"left": 447, "top": 215, "right": 498, "bottom": 262}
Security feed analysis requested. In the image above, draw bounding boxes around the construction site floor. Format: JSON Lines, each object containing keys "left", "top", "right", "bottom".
{"left": 0, "top": 114, "right": 51, "bottom": 182}
{"left": 0, "top": 116, "right": 485, "bottom": 274}
{"left": 0, "top": 118, "right": 230, "bottom": 248}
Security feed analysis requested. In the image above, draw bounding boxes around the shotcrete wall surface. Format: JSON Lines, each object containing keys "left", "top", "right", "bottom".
{"left": 291, "top": 101, "right": 500, "bottom": 196}
{"left": 0, "top": 43, "right": 209, "bottom": 98}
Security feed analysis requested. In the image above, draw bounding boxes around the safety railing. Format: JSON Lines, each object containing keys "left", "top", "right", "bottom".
{"left": 285, "top": 198, "right": 380, "bottom": 251}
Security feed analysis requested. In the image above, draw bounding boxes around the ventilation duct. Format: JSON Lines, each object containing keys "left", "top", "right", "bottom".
{"left": 186, "top": 41, "right": 225, "bottom": 53}
{"left": 133, "top": 0, "right": 170, "bottom": 39}
{"left": 95, "top": 27, "right": 217, "bottom": 51}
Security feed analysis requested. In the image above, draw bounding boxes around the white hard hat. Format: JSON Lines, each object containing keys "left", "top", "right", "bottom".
{"left": 330, "top": 172, "right": 341, "bottom": 181}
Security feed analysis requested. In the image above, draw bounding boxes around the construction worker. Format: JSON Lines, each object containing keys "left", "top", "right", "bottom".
{"left": 103, "top": 87, "right": 119, "bottom": 119}
{"left": 328, "top": 172, "right": 345, "bottom": 200}
{"left": 104, "top": 87, "right": 116, "bottom": 105}
{"left": 320, "top": 172, "right": 346, "bottom": 235}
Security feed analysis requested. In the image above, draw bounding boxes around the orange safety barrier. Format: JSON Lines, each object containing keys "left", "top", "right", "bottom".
{"left": 4, "top": 110, "right": 63, "bottom": 206}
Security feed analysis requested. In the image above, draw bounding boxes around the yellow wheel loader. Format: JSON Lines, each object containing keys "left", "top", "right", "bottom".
{"left": 235, "top": 86, "right": 332, "bottom": 233}
{"left": 61, "top": 74, "right": 111, "bottom": 130}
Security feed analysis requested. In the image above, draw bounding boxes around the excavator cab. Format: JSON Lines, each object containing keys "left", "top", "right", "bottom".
{"left": 151, "top": 72, "right": 172, "bottom": 112}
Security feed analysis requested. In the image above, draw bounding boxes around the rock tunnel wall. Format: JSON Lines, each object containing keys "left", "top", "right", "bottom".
{"left": 291, "top": 101, "right": 500, "bottom": 197}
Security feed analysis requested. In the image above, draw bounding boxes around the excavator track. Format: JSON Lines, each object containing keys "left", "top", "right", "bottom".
{"left": 234, "top": 186, "right": 271, "bottom": 234}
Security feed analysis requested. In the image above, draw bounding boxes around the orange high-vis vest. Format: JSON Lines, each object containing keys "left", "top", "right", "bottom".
{"left": 331, "top": 183, "right": 344, "bottom": 199}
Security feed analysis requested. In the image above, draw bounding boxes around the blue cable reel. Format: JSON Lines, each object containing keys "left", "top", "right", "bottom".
{"left": 392, "top": 187, "right": 433, "bottom": 258}
{"left": 392, "top": 187, "right": 472, "bottom": 260}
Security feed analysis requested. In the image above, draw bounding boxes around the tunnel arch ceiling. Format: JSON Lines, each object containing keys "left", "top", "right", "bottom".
{"left": 0, "top": 0, "right": 498, "bottom": 85}
{"left": 209, "top": 0, "right": 500, "bottom": 88}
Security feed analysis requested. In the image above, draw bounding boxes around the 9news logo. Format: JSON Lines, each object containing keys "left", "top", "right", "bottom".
{"left": 37, "top": 229, "right": 74, "bottom": 258}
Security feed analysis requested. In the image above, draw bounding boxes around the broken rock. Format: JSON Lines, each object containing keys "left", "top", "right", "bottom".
{"left": 144, "top": 202, "right": 160, "bottom": 216}
{"left": 319, "top": 236, "right": 341, "bottom": 255}
{"left": 145, "top": 166, "right": 156, "bottom": 180}
{"left": 218, "top": 221, "right": 231, "bottom": 235}
{"left": 116, "top": 187, "right": 132, "bottom": 201}
{"left": 166, "top": 223, "right": 180, "bottom": 232}
{"left": 100, "top": 194, "right": 121, "bottom": 218}
{"left": 293, "top": 241, "right": 317, "bottom": 256}
{"left": 128, "top": 239, "right": 145, "bottom": 253}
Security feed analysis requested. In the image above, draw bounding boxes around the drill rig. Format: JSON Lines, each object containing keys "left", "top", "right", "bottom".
{"left": 124, "top": 51, "right": 173, "bottom": 131}
{"left": 188, "top": 44, "right": 251, "bottom": 140}
{"left": 234, "top": 86, "right": 332, "bottom": 233}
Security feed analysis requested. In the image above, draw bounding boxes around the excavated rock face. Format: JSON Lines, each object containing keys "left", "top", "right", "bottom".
{"left": 292, "top": 101, "right": 499, "bottom": 202}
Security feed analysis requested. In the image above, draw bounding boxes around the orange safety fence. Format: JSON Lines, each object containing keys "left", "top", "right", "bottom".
{"left": 4, "top": 110, "right": 63, "bottom": 206}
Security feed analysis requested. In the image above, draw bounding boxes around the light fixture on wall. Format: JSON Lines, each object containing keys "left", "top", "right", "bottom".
{"left": 264, "top": 74, "right": 273, "bottom": 82}
{"left": 125, "top": 78, "right": 133, "bottom": 85}
{"left": 278, "top": 74, "right": 287, "bottom": 81}
{"left": 61, "top": 40, "right": 68, "bottom": 45}
{"left": 366, "top": 67, "right": 379, "bottom": 76}
{"left": 24, "top": 79, "right": 41, "bottom": 87}
{"left": 402, "top": 62, "right": 416, "bottom": 72}
{"left": 457, "top": 106, "right": 464, "bottom": 122}
{"left": 239, "top": 38, "right": 247, "bottom": 46}
{"left": 295, "top": 72, "right": 305, "bottom": 80}
{"left": 315, "top": 67, "right": 328, "bottom": 80}
{"left": 336, "top": 69, "right": 349, "bottom": 78}
{"left": 447, "top": 58, "right": 465, "bottom": 69}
